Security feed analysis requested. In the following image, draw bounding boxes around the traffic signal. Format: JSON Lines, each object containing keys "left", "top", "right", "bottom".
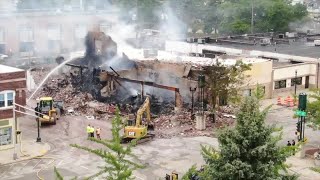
{"left": 298, "top": 93, "right": 307, "bottom": 111}
{"left": 296, "top": 121, "right": 301, "bottom": 133}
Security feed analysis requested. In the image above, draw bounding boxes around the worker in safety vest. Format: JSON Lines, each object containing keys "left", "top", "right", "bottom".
{"left": 86, "top": 124, "right": 91, "bottom": 138}
{"left": 91, "top": 126, "right": 95, "bottom": 138}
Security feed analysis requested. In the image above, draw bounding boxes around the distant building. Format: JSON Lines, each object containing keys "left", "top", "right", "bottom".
{"left": 0, "top": 64, "right": 26, "bottom": 150}
{"left": 0, "top": 10, "right": 117, "bottom": 64}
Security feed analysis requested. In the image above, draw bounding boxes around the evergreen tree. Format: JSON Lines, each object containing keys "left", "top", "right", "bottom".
{"left": 55, "top": 108, "right": 143, "bottom": 179}
{"left": 199, "top": 96, "right": 296, "bottom": 179}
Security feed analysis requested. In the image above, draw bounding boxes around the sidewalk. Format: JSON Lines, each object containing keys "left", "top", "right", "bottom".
{"left": 287, "top": 155, "right": 320, "bottom": 180}
{"left": 0, "top": 140, "right": 50, "bottom": 165}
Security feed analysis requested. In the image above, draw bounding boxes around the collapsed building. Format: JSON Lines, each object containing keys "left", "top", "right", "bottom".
{"left": 57, "top": 31, "right": 270, "bottom": 114}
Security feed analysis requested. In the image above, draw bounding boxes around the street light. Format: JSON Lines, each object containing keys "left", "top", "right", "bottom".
{"left": 35, "top": 103, "right": 41, "bottom": 142}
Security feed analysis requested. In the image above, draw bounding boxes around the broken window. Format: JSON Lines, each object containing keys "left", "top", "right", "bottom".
{"left": 275, "top": 80, "right": 286, "bottom": 89}
{"left": 291, "top": 77, "right": 302, "bottom": 86}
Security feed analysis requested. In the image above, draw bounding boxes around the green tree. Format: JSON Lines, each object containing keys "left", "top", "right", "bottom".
{"left": 306, "top": 89, "right": 320, "bottom": 128}
{"left": 204, "top": 60, "right": 251, "bottom": 108}
{"left": 55, "top": 108, "right": 143, "bottom": 179}
{"left": 218, "top": 0, "right": 308, "bottom": 34}
{"left": 199, "top": 96, "right": 296, "bottom": 179}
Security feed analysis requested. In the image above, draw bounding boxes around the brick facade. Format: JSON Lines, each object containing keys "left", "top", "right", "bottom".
{"left": 0, "top": 70, "right": 26, "bottom": 119}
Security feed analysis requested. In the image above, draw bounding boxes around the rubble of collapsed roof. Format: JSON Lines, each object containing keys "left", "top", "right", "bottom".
{"left": 30, "top": 31, "right": 238, "bottom": 138}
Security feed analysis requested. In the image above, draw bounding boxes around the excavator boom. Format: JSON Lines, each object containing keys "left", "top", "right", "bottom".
{"left": 135, "top": 97, "right": 151, "bottom": 127}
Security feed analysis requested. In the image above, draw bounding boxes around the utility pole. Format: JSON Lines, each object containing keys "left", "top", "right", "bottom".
{"left": 13, "top": 98, "right": 17, "bottom": 160}
{"left": 295, "top": 70, "right": 298, "bottom": 96}
{"left": 251, "top": 0, "right": 254, "bottom": 34}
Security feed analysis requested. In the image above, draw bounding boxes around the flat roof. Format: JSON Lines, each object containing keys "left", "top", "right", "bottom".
{"left": 131, "top": 50, "right": 268, "bottom": 66}
{"left": 0, "top": 64, "right": 24, "bottom": 73}
{"left": 165, "top": 41, "right": 319, "bottom": 63}
{"left": 217, "top": 41, "right": 320, "bottom": 58}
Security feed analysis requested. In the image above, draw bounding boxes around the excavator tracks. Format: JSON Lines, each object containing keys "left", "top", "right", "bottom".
{"left": 121, "top": 133, "right": 155, "bottom": 145}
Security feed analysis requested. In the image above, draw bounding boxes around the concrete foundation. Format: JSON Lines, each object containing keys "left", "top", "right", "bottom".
{"left": 195, "top": 114, "right": 206, "bottom": 130}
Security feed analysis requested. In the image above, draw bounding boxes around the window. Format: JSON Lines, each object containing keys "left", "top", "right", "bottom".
{"left": 19, "top": 42, "right": 34, "bottom": 52}
{"left": 0, "top": 94, "right": 4, "bottom": 107}
{"left": 19, "top": 26, "right": 33, "bottom": 42}
{"left": 7, "top": 92, "right": 13, "bottom": 106}
{"left": 275, "top": 80, "right": 286, "bottom": 89}
{"left": 0, "top": 91, "right": 15, "bottom": 108}
{"left": 291, "top": 77, "right": 302, "bottom": 86}
{"left": 0, "top": 126, "right": 12, "bottom": 146}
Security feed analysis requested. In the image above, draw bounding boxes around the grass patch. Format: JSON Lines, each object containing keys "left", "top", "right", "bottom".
{"left": 309, "top": 167, "right": 320, "bottom": 173}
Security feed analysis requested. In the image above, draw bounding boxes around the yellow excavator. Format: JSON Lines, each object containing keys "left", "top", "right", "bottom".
{"left": 35, "top": 97, "right": 64, "bottom": 125}
{"left": 122, "top": 96, "right": 155, "bottom": 143}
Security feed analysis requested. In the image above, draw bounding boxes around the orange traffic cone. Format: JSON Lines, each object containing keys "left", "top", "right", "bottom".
{"left": 283, "top": 97, "right": 288, "bottom": 106}
{"left": 277, "top": 97, "right": 282, "bottom": 105}
{"left": 289, "top": 98, "right": 294, "bottom": 107}
{"left": 286, "top": 96, "right": 291, "bottom": 107}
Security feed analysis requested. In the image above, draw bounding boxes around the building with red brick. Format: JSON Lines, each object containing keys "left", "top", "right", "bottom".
{"left": 0, "top": 64, "right": 26, "bottom": 150}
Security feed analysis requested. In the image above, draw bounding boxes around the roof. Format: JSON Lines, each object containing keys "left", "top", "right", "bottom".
{"left": 0, "top": 64, "right": 24, "bottom": 74}
{"left": 165, "top": 41, "right": 319, "bottom": 63}
{"left": 217, "top": 41, "right": 320, "bottom": 59}
{"left": 130, "top": 49, "right": 268, "bottom": 66}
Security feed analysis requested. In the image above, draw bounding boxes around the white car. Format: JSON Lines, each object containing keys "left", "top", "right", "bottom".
{"left": 0, "top": 54, "right": 8, "bottom": 60}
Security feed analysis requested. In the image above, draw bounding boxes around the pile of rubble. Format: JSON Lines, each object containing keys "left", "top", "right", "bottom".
{"left": 153, "top": 107, "right": 236, "bottom": 138}
{"left": 30, "top": 71, "right": 113, "bottom": 117}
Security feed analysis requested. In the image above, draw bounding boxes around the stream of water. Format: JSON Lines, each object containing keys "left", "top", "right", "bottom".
{"left": 27, "top": 51, "right": 84, "bottom": 101}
